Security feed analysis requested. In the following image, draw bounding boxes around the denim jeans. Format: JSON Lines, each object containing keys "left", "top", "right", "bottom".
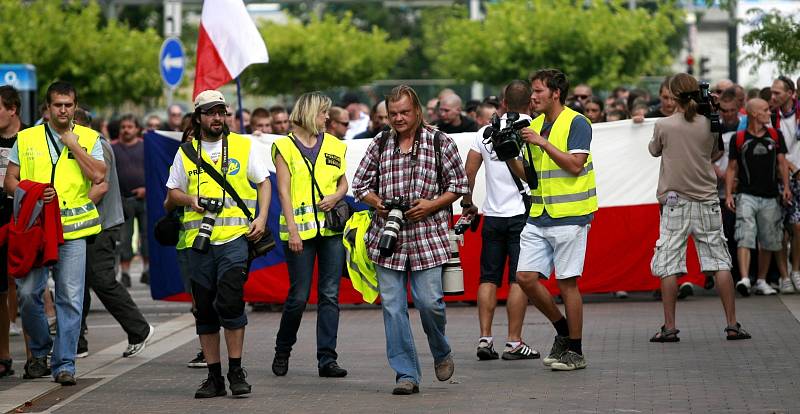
{"left": 376, "top": 264, "right": 451, "bottom": 385}
{"left": 17, "top": 239, "right": 87, "bottom": 377}
{"left": 275, "top": 235, "right": 344, "bottom": 368}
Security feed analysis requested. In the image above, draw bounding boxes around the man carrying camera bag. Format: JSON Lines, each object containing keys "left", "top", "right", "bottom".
{"left": 506, "top": 69, "right": 596, "bottom": 372}
{"left": 166, "top": 90, "right": 271, "bottom": 399}
{"left": 352, "top": 85, "right": 468, "bottom": 395}
{"left": 462, "top": 80, "right": 538, "bottom": 362}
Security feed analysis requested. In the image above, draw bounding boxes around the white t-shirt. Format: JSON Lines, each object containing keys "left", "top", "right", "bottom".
{"left": 777, "top": 112, "right": 800, "bottom": 167}
{"left": 472, "top": 114, "right": 530, "bottom": 217}
{"left": 166, "top": 138, "right": 270, "bottom": 192}
{"left": 344, "top": 111, "right": 370, "bottom": 140}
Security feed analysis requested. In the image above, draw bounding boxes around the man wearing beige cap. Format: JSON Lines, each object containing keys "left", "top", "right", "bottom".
{"left": 166, "top": 90, "right": 272, "bottom": 398}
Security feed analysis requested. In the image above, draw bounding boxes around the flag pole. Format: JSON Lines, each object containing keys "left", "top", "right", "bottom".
{"left": 236, "top": 77, "right": 245, "bottom": 133}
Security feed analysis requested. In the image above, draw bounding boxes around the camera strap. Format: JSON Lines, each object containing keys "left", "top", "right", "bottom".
{"left": 43, "top": 123, "right": 66, "bottom": 185}
{"left": 181, "top": 137, "right": 254, "bottom": 222}
{"left": 289, "top": 132, "right": 327, "bottom": 200}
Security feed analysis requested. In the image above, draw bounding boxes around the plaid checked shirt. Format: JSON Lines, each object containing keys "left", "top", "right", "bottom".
{"left": 352, "top": 126, "right": 469, "bottom": 271}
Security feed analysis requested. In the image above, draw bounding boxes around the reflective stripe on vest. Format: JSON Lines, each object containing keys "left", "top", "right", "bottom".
{"left": 178, "top": 133, "right": 257, "bottom": 247}
{"left": 271, "top": 134, "right": 347, "bottom": 241}
{"left": 526, "top": 107, "right": 598, "bottom": 219}
{"left": 16, "top": 124, "right": 102, "bottom": 240}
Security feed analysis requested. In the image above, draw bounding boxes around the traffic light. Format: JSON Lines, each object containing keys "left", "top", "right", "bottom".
{"left": 686, "top": 55, "right": 695, "bottom": 75}
{"left": 699, "top": 57, "right": 710, "bottom": 78}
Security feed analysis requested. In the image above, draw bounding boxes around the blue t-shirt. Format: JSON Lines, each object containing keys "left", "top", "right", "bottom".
{"left": 527, "top": 115, "right": 594, "bottom": 227}
{"left": 8, "top": 125, "right": 104, "bottom": 166}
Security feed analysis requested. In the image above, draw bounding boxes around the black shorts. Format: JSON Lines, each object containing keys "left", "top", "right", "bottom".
{"left": 479, "top": 214, "right": 527, "bottom": 286}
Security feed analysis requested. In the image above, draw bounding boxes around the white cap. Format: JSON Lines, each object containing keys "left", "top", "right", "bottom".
{"left": 193, "top": 90, "right": 226, "bottom": 112}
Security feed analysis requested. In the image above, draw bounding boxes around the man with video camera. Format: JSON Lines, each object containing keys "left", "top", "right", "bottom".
{"left": 505, "top": 69, "right": 596, "bottom": 371}
{"left": 462, "top": 80, "right": 538, "bottom": 362}
{"left": 352, "top": 85, "right": 468, "bottom": 395}
{"left": 649, "top": 73, "right": 750, "bottom": 342}
{"left": 166, "top": 90, "right": 272, "bottom": 398}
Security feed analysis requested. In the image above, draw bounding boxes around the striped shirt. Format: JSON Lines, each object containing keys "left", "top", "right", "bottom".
{"left": 353, "top": 126, "right": 468, "bottom": 271}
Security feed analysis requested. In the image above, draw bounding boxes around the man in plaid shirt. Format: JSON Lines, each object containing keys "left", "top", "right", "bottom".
{"left": 352, "top": 85, "right": 468, "bottom": 395}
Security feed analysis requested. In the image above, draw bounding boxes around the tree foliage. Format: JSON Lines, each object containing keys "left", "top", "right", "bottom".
{"left": 742, "top": 9, "right": 800, "bottom": 74}
{"left": 242, "top": 13, "right": 409, "bottom": 95}
{"left": 423, "top": 0, "right": 684, "bottom": 89}
{"left": 0, "top": 0, "right": 163, "bottom": 108}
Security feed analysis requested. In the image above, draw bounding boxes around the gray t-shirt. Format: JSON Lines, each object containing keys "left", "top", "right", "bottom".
{"left": 97, "top": 138, "right": 125, "bottom": 229}
{"left": 649, "top": 113, "right": 718, "bottom": 204}
{"left": 527, "top": 116, "right": 594, "bottom": 227}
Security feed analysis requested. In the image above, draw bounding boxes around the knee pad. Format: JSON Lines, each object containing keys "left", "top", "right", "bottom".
{"left": 215, "top": 268, "right": 246, "bottom": 320}
{"left": 191, "top": 281, "right": 218, "bottom": 326}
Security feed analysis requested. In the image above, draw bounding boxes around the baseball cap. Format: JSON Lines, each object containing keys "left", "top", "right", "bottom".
{"left": 194, "top": 90, "right": 227, "bottom": 112}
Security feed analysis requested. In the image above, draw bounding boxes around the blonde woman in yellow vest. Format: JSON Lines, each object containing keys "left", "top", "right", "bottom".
{"left": 166, "top": 90, "right": 272, "bottom": 398}
{"left": 270, "top": 92, "right": 349, "bottom": 379}
{"left": 4, "top": 81, "right": 106, "bottom": 386}
{"left": 506, "top": 70, "right": 597, "bottom": 372}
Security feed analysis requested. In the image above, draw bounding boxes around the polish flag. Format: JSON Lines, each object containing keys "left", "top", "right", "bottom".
{"left": 193, "top": 0, "right": 269, "bottom": 98}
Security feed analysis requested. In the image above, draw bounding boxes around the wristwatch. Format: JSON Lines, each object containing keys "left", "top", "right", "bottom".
{"left": 460, "top": 201, "right": 473, "bottom": 208}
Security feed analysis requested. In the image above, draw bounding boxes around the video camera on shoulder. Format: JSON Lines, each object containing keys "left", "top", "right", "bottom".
{"left": 681, "top": 82, "right": 721, "bottom": 133}
{"left": 378, "top": 196, "right": 411, "bottom": 257}
{"left": 192, "top": 197, "right": 224, "bottom": 253}
{"left": 482, "top": 112, "right": 531, "bottom": 161}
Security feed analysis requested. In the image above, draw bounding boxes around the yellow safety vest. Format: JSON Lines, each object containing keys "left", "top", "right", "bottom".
{"left": 178, "top": 133, "right": 257, "bottom": 247}
{"left": 16, "top": 124, "right": 102, "bottom": 240}
{"left": 271, "top": 133, "right": 347, "bottom": 241}
{"left": 525, "top": 107, "right": 598, "bottom": 218}
{"left": 342, "top": 210, "right": 379, "bottom": 303}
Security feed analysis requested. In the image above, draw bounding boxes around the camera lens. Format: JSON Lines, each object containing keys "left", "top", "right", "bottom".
{"left": 378, "top": 208, "right": 404, "bottom": 257}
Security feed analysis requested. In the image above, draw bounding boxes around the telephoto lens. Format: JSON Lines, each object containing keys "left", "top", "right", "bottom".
{"left": 192, "top": 198, "right": 223, "bottom": 253}
{"left": 378, "top": 208, "right": 404, "bottom": 257}
{"left": 442, "top": 229, "right": 464, "bottom": 295}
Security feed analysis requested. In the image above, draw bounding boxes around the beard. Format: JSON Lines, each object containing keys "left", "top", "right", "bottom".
{"left": 201, "top": 123, "right": 224, "bottom": 139}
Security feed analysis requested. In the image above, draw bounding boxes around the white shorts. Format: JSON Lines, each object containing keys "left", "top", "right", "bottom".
{"left": 517, "top": 223, "right": 589, "bottom": 279}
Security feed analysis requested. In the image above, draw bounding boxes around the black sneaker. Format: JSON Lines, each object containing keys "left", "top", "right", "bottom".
{"left": 319, "top": 361, "right": 348, "bottom": 378}
{"left": 227, "top": 367, "right": 251, "bottom": 396}
{"left": 188, "top": 351, "right": 207, "bottom": 368}
{"left": 476, "top": 339, "right": 499, "bottom": 360}
{"left": 121, "top": 273, "right": 131, "bottom": 288}
{"left": 23, "top": 356, "right": 51, "bottom": 379}
{"left": 677, "top": 282, "right": 694, "bottom": 300}
{"left": 542, "top": 335, "right": 569, "bottom": 367}
{"left": 272, "top": 352, "right": 289, "bottom": 376}
{"left": 77, "top": 335, "right": 89, "bottom": 358}
{"left": 501, "top": 341, "right": 540, "bottom": 360}
{"left": 194, "top": 374, "right": 226, "bottom": 399}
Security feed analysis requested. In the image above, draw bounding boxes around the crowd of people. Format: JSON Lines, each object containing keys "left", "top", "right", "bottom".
{"left": 0, "top": 68, "right": 798, "bottom": 399}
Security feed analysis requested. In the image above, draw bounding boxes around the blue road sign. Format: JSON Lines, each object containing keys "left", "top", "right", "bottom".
{"left": 0, "top": 64, "right": 37, "bottom": 91}
{"left": 160, "top": 37, "right": 185, "bottom": 89}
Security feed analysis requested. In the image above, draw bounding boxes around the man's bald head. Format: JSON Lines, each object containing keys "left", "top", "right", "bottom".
{"left": 715, "top": 79, "right": 734, "bottom": 92}
{"left": 437, "top": 94, "right": 463, "bottom": 124}
{"left": 745, "top": 98, "right": 768, "bottom": 116}
{"left": 439, "top": 93, "right": 462, "bottom": 110}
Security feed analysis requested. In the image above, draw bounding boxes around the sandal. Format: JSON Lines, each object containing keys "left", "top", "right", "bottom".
{"left": 0, "top": 359, "right": 13, "bottom": 378}
{"left": 724, "top": 322, "right": 752, "bottom": 340}
{"left": 650, "top": 325, "right": 680, "bottom": 342}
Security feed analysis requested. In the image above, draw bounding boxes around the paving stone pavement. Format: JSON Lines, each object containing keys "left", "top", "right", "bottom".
{"left": 24, "top": 292, "right": 799, "bottom": 414}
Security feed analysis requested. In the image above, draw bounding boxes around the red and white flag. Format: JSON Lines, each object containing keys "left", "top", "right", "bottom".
{"left": 193, "top": 0, "right": 269, "bottom": 98}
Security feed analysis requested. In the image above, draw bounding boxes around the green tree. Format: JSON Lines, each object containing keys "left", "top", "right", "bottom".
{"left": 742, "top": 9, "right": 800, "bottom": 74}
{"left": 0, "top": 0, "right": 163, "bottom": 108}
{"left": 242, "top": 13, "right": 409, "bottom": 95}
{"left": 423, "top": 0, "right": 684, "bottom": 89}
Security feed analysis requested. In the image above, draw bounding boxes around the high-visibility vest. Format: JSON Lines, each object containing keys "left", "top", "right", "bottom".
{"left": 271, "top": 133, "right": 347, "bottom": 241}
{"left": 526, "top": 107, "right": 598, "bottom": 218}
{"left": 178, "top": 133, "right": 257, "bottom": 247}
{"left": 342, "top": 210, "right": 379, "bottom": 303}
{"left": 16, "top": 124, "right": 102, "bottom": 240}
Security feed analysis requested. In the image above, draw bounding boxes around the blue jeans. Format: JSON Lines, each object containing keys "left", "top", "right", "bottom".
{"left": 275, "top": 235, "right": 345, "bottom": 368}
{"left": 376, "top": 264, "right": 451, "bottom": 385}
{"left": 17, "top": 239, "right": 87, "bottom": 377}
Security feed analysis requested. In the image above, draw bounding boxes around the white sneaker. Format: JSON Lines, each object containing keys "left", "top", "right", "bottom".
{"left": 9, "top": 322, "right": 21, "bottom": 336}
{"left": 780, "top": 278, "right": 796, "bottom": 294}
{"left": 754, "top": 279, "right": 777, "bottom": 296}
{"left": 736, "top": 278, "right": 752, "bottom": 297}
{"left": 791, "top": 271, "right": 800, "bottom": 291}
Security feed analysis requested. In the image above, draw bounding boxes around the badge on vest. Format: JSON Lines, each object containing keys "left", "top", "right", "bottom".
{"left": 67, "top": 147, "right": 88, "bottom": 159}
{"left": 324, "top": 153, "right": 341, "bottom": 169}
{"left": 228, "top": 159, "right": 241, "bottom": 175}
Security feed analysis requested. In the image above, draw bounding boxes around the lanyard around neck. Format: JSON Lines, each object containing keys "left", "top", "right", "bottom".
{"left": 43, "top": 124, "right": 65, "bottom": 184}
{"left": 196, "top": 136, "right": 228, "bottom": 201}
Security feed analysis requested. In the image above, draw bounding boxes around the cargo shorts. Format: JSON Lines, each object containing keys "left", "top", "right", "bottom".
{"left": 651, "top": 199, "right": 732, "bottom": 277}
{"left": 734, "top": 193, "right": 783, "bottom": 251}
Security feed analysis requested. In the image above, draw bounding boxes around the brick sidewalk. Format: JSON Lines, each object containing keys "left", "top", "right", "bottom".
{"left": 42, "top": 294, "right": 800, "bottom": 414}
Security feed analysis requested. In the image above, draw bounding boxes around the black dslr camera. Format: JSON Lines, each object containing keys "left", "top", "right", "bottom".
{"left": 682, "top": 82, "right": 721, "bottom": 133}
{"left": 192, "top": 197, "right": 224, "bottom": 253}
{"left": 378, "top": 196, "right": 411, "bottom": 257}
{"left": 482, "top": 112, "right": 531, "bottom": 161}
